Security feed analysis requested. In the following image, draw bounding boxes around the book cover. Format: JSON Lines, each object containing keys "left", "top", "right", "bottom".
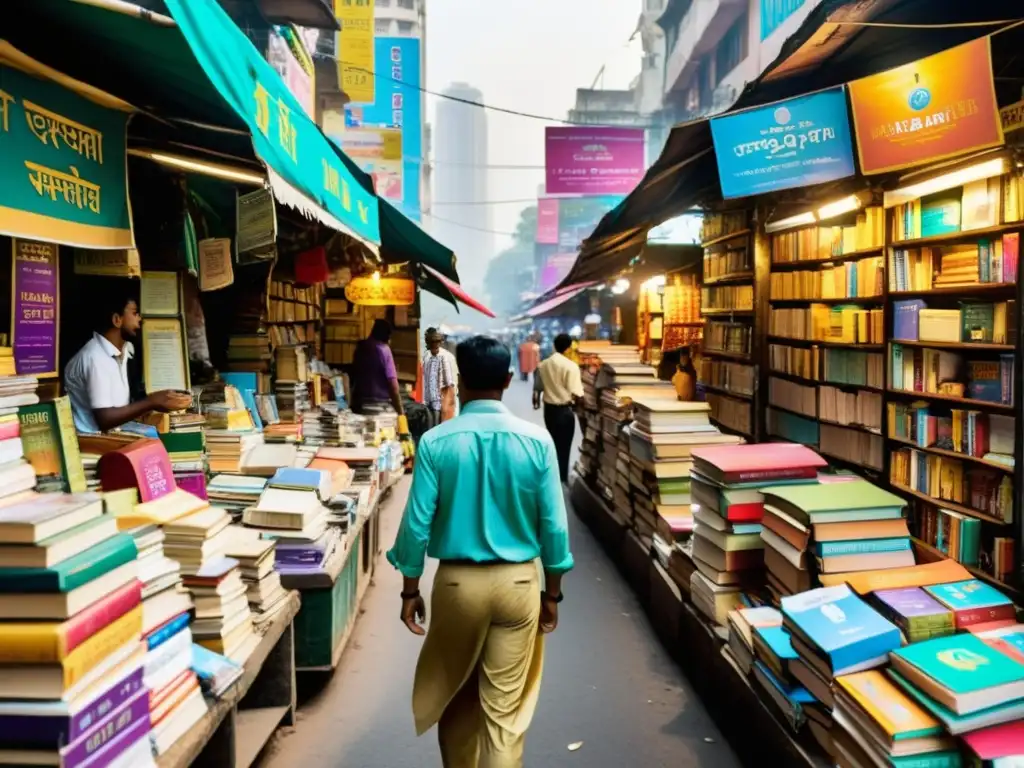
{"left": 145, "top": 612, "right": 191, "bottom": 651}
{"left": 887, "top": 669, "right": 1024, "bottom": 736}
{"left": 813, "top": 537, "right": 911, "bottom": 557}
{"left": 924, "top": 580, "right": 1017, "bottom": 628}
{"left": 17, "top": 398, "right": 87, "bottom": 494}
{"left": 754, "top": 625, "right": 798, "bottom": 667}
{"left": 821, "top": 559, "right": 971, "bottom": 594}
{"left": 893, "top": 299, "right": 927, "bottom": 341}
{"left": 962, "top": 719, "right": 1024, "bottom": 762}
{"left": 836, "top": 669, "right": 942, "bottom": 740}
{"left": 691, "top": 443, "right": 826, "bottom": 485}
{"left": 0, "top": 534, "right": 137, "bottom": 593}
{"left": 891, "top": 633, "right": 1024, "bottom": 704}
{"left": 781, "top": 585, "right": 901, "bottom": 675}
{"left": 0, "top": 580, "right": 141, "bottom": 662}
{"left": 972, "top": 623, "right": 1024, "bottom": 666}
{"left": 59, "top": 687, "right": 149, "bottom": 768}
{"left": 762, "top": 480, "right": 906, "bottom": 525}
{"left": 98, "top": 439, "right": 176, "bottom": 504}
{"left": 57, "top": 606, "right": 142, "bottom": 692}
{"left": 0, "top": 493, "right": 103, "bottom": 544}
{"left": 872, "top": 587, "right": 955, "bottom": 643}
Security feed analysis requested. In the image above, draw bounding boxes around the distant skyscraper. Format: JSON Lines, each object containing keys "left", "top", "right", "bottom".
{"left": 432, "top": 83, "right": 491, "bottom": 298}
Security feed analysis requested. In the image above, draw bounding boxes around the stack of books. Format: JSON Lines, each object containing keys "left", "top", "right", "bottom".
{"left": 760, "top": 479, "right": 913, "bottom": 599}
{"left": 182, "top": 557, "right": 258, "bottom": 662}
{"left": 831, "top": 669, "right": 958, "bottom": 768}
{"left": 317, "top": 447, "right": 377, "bottom": 486}
{"left": 240, "top": 442, "right": 300, "bottom": 477}
{"left": 275, "top": 381, "right": 310, "bottom": 423}
{"left": 0, "top": 383, "right": 37, "bottom": 504}
{"left": 0, "top": 494, "right": 151, "bottom": 765}
{"left": 750, "top": 619, "right": 813, "bottom": 732}
{"left": 726, "top": 605, "right": 782, "bottom": 676}
{"left": 574, "top": 366, "right": 600, "bottom": 483}
{"left": 206, "top": 429, "right": 263, "bottom": 474}
{"left": 781, "top": 584, "right": 901, "bottom": 718}
{"left": 159, "top": 412, "right": 207, "bottom": 497}
{"left": 689, "top": 443, "right": 827, "bottom": 614}
{"left": 923, "top": 578, "right": 1017, "bottom": 630}
{"left": 124, "top": 520, "right": 192, "bottom": 642}
{"left": 206, "top": 474, "right": 267, "bottom": 522}
{"left": 869, "top": 587, "right": 956, "bottom": 644}
{"left": 243, "top": 476, "right": 330, "bottom": 546}
{"left": 225, "top": 533, "right": 288, "bottom": 625}
{"left": 162, "top": 505, "right": 233, "bottom": 577}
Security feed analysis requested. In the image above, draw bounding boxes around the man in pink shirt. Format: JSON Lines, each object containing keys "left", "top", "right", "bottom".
{"left": 517, "top": 334, "right": 540, "bottom": 382}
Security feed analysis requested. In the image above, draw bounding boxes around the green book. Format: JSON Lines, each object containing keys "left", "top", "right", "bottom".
{"left": 656, "top": 478, "right": 690, "bottom": 495}
{"left": 887, "top": 669, "right": 1024, "bottom": 735}
{"left": 891, "top": 634, "right": 1024, "bottom": 715}
{"left": 760, "top": 480, "right": 906, "bottom": 525}
{"left": 0, "top": 534, "right": 136, "bottom": 593}
{"left": 17, "top": 398, "right": 86, "bottom": 493}
{"left": 159, "top": 430, "right": 205, "bottom": 454}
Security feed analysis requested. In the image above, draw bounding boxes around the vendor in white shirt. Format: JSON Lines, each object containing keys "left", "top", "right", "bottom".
{"left": 64, "top": 293, "right": 192, "bottom": 433}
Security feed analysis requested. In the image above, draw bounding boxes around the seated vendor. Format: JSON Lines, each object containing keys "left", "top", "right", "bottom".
{"left": 64, "top": 292, "right": 192, "bottom": 433}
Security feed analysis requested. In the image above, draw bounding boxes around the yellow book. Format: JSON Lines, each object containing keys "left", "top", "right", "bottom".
{"left": 112, "top": 487, "right": 208, "bottom": 530}
{"left": 836, "top": 670, "right": 940, "bottom": 738}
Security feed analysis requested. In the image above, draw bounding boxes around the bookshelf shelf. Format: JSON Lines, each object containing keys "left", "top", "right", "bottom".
{"left": 703, "top": 272, "right": 754, "bottom": 286}
{"left": 818, "top": 449, "right": 882, "bottom": 474}
{"left": 702, "top": 308, "right": 754, "bottom": 317}
{"left": 911, "top": 537, "right": 1022, "bottom": 599}
{"left": 665, "top": 320, "right": 705, "bottom": 327}
{"left": 767, "top": 369, "right": 818, "bottom": 387}
{"left": 769, "top": 296, "right": 885, "bottom": 306}
{"left": 768, "top": 246, "right": 885, "bottom": 271}
{"left": 701, "top": 348, "right": 750, "bottom": 361}
{"left": 890, "top": 339, "right": 1014, "bottom": 352}
{"left": 767, "top": 403, "right": 817, "bottom": 422}
{"left": 701, "top": 383, "right": 754, "bottom": 401}
{"left": 887, "top": 435, "right": 1014, "bottom": 474}
{"left": 891, "top": 484, "right": 1010, "bottom": 526}
{"left": 889, "top": 283, "right": 1016, "bottom": 299}
{"left": 701, "top": 228, "right": 751, "bottom": 248}
{"left": 885, "top": 388, "right": 1014, "bottom": 412}
{"left": 890, "top": 222, "right": 1021, "bottom": 249}
{"left": 709, "top": 417, "right": 752, "bottom": 440}
{"left": 767, "top": 336, "right": 884, "bottom": 351}
{"left": 819, "top": 418, "right": 882, "bottom": 436}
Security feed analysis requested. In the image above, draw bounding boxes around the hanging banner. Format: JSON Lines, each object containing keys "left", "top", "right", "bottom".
{"left": 709, "top": 86, "right": 855, "bottom": 199}
{"left": 1001, "top": 99, "right": 1024, "bottom": 134}
{"left": 848, "top": 37, "right": 1003, "bottom": 175}
{"left": 332, "top": 125, "right": 404, "bottom": 202}
{"left": 334, "top": 0, "right": 375, "bottom": 104}
{"left": 0, "top": 64, "right": 132, "bottom": 249}
{"left": 545, "top": 127, "right": 645, "bottom": 196}
{"left": 536, "top": 198, "right": 559, "bottom": 244}
{"left": 11, "top": 239, "right": 59, "bottom": 377}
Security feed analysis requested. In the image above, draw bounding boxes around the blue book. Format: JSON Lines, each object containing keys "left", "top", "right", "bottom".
{"left": 191, "top": 644, "right": 243, "bottom": 698}
{"left": 924, "top": 580, "right": 1016, "bottom": 628}
{"left": 893, "top": 300, "right": 927, "bottom": 341}
{"left": 146, "top": 611, "right": 190, "bottom": 650}
{"left": 813, "top": 537, "right": 912, "bottom": 557}
{"left": 781, "top": 585, "right": 901, "bottom": 677}
{"left": 891, "top": 634, "right": 1024, "bottom": 716}
{"left": 753, "top": 660, "right": 813, "bottom": 732}
{"left": 753, "top": 625, "right": 798, "bottom": 678}
{"left": 268, "top": 467, "right": 331, "bottom": 498}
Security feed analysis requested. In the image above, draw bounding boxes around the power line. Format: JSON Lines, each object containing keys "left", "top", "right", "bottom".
{"left": 432, "top": 198, "right": 538, "bottom": 206}
{"left": 422, "top": 212, "right": 521, "bottom": 237}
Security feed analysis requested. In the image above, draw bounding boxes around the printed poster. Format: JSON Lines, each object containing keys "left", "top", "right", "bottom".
{"left": 545, "top": 127, "right": 645, "bottom": 196}
{"left": 848, "top": 37, "right": 1003, "bottom": 174}
{"left": 709, "top": 86, "right": 855, "bottom": 199}
{"left": 334, "top": 0, "right": 375, "bottom": 103}
{"left": 11, "top": 239, "right": 59, "bottom": 377}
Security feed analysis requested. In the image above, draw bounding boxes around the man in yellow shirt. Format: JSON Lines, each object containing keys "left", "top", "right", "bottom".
{"left": 532, "top": 333, "right": 584, "bottom": 483}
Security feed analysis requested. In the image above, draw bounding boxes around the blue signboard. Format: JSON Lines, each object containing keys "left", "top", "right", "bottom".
{"left": 346, "top": 37, "right": 423, "bottom": 222}
{"left": 709, "top": 87, "right": 855, "bottom": 200}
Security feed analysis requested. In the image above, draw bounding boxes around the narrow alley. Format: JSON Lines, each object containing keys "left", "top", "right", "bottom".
{"left": 258, "top": 379, "right": 741, "bottom": 768}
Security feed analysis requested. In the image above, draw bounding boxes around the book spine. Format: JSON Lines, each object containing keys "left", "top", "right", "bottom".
{"left": 729, "top": 468, "right": 817, "bottom": 483}
{"left": 0, "top": 534, "right": 137, "bottom": 593}
{"left": 62, "top": 607, "right": 142, "bottom": 690}
{"left": 146, "top": 611, "right": 190, "bottom": 650}
{"left": 954, "top": 603, "right": 1017, "bottom": 628}
{"left": 63, "top": 581, "right": 142, "bottom": 657}
{"left": 816, "top": 538, "right": 911, "bottom": 557}
{"left": 904, "top": 613, "right": 955, "bottom": 639}
{"left": 61, "top": 689, "right": 150, "bottom": 768}
{"left": 54, "top": 397, "right": 87, "bottom": 494}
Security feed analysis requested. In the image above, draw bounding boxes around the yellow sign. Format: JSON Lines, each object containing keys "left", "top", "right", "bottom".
{"left": 345, "top": 275, "right": 415, "bottom": 306}
{"left": 334, "top": 0, "right": 375, "bottom": 104}
{"left": 1002, "top": 99, "right": 1024, "bottom": 133}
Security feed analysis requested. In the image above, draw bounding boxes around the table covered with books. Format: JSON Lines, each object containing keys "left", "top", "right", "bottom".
{"left": 570, "top": 342, "right": 1024, "bottom": 768}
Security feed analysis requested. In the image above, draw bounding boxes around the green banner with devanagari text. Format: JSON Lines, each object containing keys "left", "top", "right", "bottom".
{"left": 0, "top": 63, "right": 133, "bottom": 249}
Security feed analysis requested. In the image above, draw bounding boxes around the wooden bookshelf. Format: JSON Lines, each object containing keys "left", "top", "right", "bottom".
{"left": 699, "top": 210, "right": 760, "bottom": 439}
{"left": 892, "top": 484, "right": 1008, "bottom": 526}
{"left": 888, "top": 434, "right": 1014, "bottom": 473}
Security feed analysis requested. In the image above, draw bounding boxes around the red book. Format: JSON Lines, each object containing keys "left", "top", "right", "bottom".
{"left": 97, "top": 439, "right": 175, "bottom": 503}
{"left": 63, "top": 580, "right": 142, "bottom": 655}
{"left": 691, "top": 443, "right": 826, "bottom": 485}
{"left": 0, "top": 419, "right": 20, "bottom": 441}
{"left": 963, "top": 719, "right": 1024, "bottom": 762}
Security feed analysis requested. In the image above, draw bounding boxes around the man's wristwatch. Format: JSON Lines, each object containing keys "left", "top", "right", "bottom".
{"left": 541, "top": 590, "right": 563, "bottom": 603}
{"left": 401, "top": 590, "right": 420, "bottom": 600}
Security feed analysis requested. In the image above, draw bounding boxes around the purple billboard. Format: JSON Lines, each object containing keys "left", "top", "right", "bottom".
{"left": 11, "top": 239, "right": 59, "bottom": 377}
{"left": 545, "top": 127, "right": 645, "bottom": 196}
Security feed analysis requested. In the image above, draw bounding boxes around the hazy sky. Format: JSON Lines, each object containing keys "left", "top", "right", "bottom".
{"left": 423, "top": 0, "right": 642, "bottom": 252}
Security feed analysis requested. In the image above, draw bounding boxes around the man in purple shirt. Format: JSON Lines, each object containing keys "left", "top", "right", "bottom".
{"left": 351, "top": 319, "right": 405, "bottom": 416}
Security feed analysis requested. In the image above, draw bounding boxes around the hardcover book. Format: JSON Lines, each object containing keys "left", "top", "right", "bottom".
{"left": 924, "top": 580, "right": 1017, "bottom": 629}
{"left": 872, "top": 587, "right": 955, "bottom": 643}
{"left": 690, "top": 443, "right": 827, "bottom": 485}
{"left": 98, "top": 439, "right": 176, "bottom": 504}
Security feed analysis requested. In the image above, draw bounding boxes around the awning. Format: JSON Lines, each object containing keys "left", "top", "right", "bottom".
{"left": 164, "top": 0, "right": 380, "bottom": 246}
{"left": 514, "top": 282, "right": 597, "bottom": 321}
{"left": 421, "top": 265, "right": 496, "bottom": 318}
{"left": 564, "top": 0, "right": 1024, "bottom": 287}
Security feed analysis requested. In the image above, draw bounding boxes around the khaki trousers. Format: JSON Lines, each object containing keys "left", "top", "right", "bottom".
{"left": 412, "top": 562, "right": 545, "bottom": 768}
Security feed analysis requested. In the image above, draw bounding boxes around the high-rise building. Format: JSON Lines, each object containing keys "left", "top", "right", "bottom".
{"left": 432, "top": 82, "right": 491, "bottom": 297}
{"left": 373, "top": 0, "right": 424, "bottom": 37}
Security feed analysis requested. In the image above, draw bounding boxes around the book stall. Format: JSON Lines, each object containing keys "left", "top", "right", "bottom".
{"left": 570, "top": 30, "right": 1024, "bottom": 768}
{"left": 0, "top": 2, "right": 455, "bottom": 765}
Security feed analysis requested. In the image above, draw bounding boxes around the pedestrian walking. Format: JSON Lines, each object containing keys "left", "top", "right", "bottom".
{"left": 532, "top": 333, "right": 583, "bottom": 483}
{"left": 516, "top": 333, "right": 540, "bottom": 382}
{"left": 422, "top": 327, "right": 457, "bottom": 429}
{"left": 350, "top": 319, "right": 405, "bottom": 417}
{"left": 387, "top": 335, "right": 573, "bottom": 768}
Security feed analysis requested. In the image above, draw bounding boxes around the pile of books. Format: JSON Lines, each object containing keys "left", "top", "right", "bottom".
{"left": 275, "top": 381, "right": 310, "bottom": 423}
{"left": 206, "top": 429, "right": 263, "bottom": 475}
{"left": 206, "top": 474, "right": 267, "bottom": 521}
{"left": 182, "top": 557, "right": 258, "bottom": 663}
{"left": 123, "top": 517, "right": 192, "bottom": 642}
{"left": 243, "top": 469, "right": 330, "bottom": 545}
{"left": 225, "top": 533, "right": 288, "bottom": 625}
{"left": 688, "top": 443, "right": 827, "bottom": 624}
{"left": 240, "top": 442, "right": 300, "bottom": 477}
{"left": 159, "top": 412, "right": 207, "bottom": 492}
{"left": 760, "top": 478, "right": 913, "bottom": 602}
{"left": 0, "top": 401, "right": 35, "bottom": 505}
{"left": 0, "top": 493, "right": 153, "bottom": 765}
{"left": 574, "top": 366, "right": 600, "bottom": 483}
{"left": 162, "top": 505, "right": 233, "bottom": 578}
{"left": 726, "top": 604, "right": 781, "bottom": 676}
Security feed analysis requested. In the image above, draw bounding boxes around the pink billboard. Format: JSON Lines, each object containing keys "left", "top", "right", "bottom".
{"left": 545, "top": 127, "right": 645, "bottom": 196}
{"left": 539, "top": 253, "right": 577, "bottom": 293}
{"left": 536, "top": 198, "right": 559, "bottom": 244}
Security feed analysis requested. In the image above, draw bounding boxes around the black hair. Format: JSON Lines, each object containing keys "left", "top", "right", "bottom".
{"left": 94, "top": 285, "right": 137, "bottom": 333}
{"left": 553, "top": 333, "right": 572, "bottom": 353}
{"left": 456, "top": 336, "right": 511, "bottom": 391}
{"left": 370, "top": 319, "right": 392, "bottom": 342}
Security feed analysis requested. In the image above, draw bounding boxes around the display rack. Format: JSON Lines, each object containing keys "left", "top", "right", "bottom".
{"left": 763, "top": 202, "right": 887, "bottom": 475}
{"left": 699, "top": 210, "right": 761, "bottom": 439}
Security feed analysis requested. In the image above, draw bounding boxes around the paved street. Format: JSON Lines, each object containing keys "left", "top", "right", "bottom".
{"left": 258, "top": 379, "right": 740, "bottom": 768}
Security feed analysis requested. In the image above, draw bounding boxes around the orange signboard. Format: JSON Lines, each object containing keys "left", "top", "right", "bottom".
{"left": 848, "top": 37, "right": 1003, "bottom": 175}
{"left": 345, "top": 275, "right": 415, "bottom": 306}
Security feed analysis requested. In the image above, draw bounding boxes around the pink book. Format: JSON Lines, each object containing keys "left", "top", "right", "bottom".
{"left": 97, "top": 439, "right": 175, "bottom": 503}
{"left": 963, "top": 720, "right": 1024, "bottom": 761}
{"left": 691, "top": 443, "right": 827, "bottom": 485}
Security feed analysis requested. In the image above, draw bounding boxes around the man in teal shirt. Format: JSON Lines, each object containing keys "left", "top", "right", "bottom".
{"left": 387, "top": 335, "right": 573, "bottom": 768}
